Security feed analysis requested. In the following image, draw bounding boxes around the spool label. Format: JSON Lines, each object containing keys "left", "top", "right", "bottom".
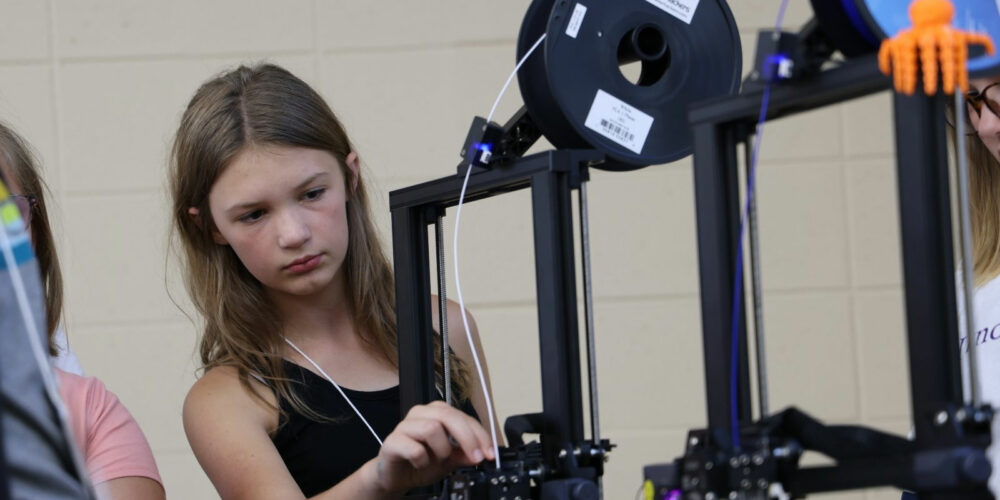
{"left": 565, "top": 3, "right": 587, "bottom": 39}
{"left": 646, "top": 0, "right": 700, "bottom": 24}
{"left": 584, "top": 90, "right": 652, "bottom": 154}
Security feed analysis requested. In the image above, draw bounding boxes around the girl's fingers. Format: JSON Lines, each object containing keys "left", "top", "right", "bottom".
{"left": 383, "top": 434, "right": 431, "bottom": 470}
{"left": 407, "top": 402, "right": 492, "bottom": 463}
{"left": 376, "top": 402, "right": 499, "bottom": 493}
{"left": 399, "top": 417, "right": 453, "bottom": 462}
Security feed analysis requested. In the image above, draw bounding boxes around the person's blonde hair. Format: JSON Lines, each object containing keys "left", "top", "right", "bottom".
{"left": 170, "top": 63, "right": 470, "bottom": 421}
{"left": 966, "top": 133, "right": 1000, "bottom": 286}
{"left": 0, "top": 122, "right": 64, "bottom": 355}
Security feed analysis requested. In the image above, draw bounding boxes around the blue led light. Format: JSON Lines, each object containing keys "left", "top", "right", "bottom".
{"left": 474, "top": 142, "right": 492, "bottom": 153}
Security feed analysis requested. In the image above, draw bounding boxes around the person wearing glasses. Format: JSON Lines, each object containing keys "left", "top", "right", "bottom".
{"left": 919, "top": 76, "right": 1000, "bottom": 500}
{"left": 957, "top": 78, "right": 1000, "bottom": 285}
{"left": 960, "top": 76, "right": 1000, "bottom": 499}
{"left": 6, "top": 170, "right": 82, "bottom": 375}
{"left": 0, "top": 122, "right": 165, "bottom": 499}
{"left": 950, "top": 77, "right": 1000, "bottom": 356}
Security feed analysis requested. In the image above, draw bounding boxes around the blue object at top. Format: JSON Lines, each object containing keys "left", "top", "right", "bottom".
{"left": 859, "top": 0, "right": 1000, "bottom": 76}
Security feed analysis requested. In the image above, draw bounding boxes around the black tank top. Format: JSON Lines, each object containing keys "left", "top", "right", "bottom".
{"left": 271, "top": 361, "right": 479, "bottom": 497}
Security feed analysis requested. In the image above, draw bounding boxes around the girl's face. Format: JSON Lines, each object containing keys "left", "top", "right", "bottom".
{"left": 204, "top": 145, "right": 356, "bottom": 301}
{"left": 969, "top": 77, "right": 1000, "bottom": 163}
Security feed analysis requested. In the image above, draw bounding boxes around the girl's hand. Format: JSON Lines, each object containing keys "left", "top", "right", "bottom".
{"left": 369, "top": 401, "right": 496, "bottom": 495}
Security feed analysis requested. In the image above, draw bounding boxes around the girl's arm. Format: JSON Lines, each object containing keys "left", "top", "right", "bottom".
{"left": 184, "top": 366, "right": 493, "bottom": 500}
{"left": 97, "top": 477, "right": 165, "bottom": 500}
{"left": 183, "top": 366, "right": 310, "bottom": 499}
{"left": 55, "top": 369, "right": 165, "bottom": 499}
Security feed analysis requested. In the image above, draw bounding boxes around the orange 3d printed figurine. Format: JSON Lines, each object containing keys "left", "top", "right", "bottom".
{"left": 878, "top": 0, "right": 994, "bottom": 95}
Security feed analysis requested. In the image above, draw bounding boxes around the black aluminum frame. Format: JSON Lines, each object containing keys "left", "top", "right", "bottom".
{"left": 691, "top": 53, "right": 991, "bottom": 497}
{"left": 391, "top": 149, "right": 600, "bottom": 466}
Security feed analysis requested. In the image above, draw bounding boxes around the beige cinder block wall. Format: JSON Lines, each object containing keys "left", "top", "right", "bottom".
{"left": 0, "top": 1, "right": 908, "bottom": 498}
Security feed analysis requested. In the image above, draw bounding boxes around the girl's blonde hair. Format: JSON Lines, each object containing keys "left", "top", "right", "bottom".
{"left": 967, "top": 131, "right": 1000, "bottom": 286}
{"left": 170, "top": 63, "right": 469, "bottom": 421}
{"left": 0, "top": 122, "right": 64, "bottom": 355}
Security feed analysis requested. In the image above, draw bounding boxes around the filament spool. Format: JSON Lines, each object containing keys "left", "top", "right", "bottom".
{"left": 516, "top": 0, "right": 742, "bottom": 171}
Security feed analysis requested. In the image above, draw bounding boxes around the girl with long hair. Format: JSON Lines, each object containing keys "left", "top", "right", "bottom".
{"left": 944, "top": 75, "right": 1000, "bottom": 499}
{"left": 962, "top": 77, "right": 1000, "bottom": 286}
{"left": 0, "top": 121, "right": 164, "bottom": 499}
{"left": 172, "top": 63, "right": 498, "bottom": 499}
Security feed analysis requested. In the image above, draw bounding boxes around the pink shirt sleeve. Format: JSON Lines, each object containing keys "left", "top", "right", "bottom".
{"left": 56, "top": 368, "right": 163, "bottom": 486}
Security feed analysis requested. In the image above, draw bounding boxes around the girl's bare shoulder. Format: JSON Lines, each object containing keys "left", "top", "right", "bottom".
{"left": 184, "top": 365, "right": 278, "bottom": 431}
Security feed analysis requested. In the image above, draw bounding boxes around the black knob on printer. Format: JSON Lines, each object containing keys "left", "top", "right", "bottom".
{"left": 959, "top": 451, "right": 991, "bottom": 484}
{"left": 571, "top": 479, "right": 599, "bottom": 500}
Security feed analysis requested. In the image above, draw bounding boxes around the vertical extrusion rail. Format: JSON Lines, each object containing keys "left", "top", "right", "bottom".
{"left": 892, "top": 90, "right": 966, "bottom": 450}
{"left": 531, "top": 163, "right": 586, "bottom": 450}
{"left": 691, "top": 119, "right": 753, "bottom": 450}
{"left": 392, "top": 206, "right": 437, "bottom": 413}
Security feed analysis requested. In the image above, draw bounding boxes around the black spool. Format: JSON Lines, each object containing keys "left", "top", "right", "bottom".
{"left": 516, "top": 0, "right": 742, "bottom": 171}
{"left": 807, "top": 0, "right": 880, "bottom": 58}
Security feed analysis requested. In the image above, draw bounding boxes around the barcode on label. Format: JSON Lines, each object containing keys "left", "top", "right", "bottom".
{"left": 599, "top": 119, "right": 635, "bottom": 144}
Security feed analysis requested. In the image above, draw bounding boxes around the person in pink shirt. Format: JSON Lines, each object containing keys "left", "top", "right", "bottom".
{"left": 57, "top": 369, "right": 164, "bottom": 497}
{"left": 0, "top": 121, "right": 165, "bottom": 499}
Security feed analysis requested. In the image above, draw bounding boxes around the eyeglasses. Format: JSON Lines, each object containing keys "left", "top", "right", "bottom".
{"left": 9, "top": 194, "right": 37, "bottom": 227}
{"left": 946, "top": 82, "right": 1000, "bottom": 133}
